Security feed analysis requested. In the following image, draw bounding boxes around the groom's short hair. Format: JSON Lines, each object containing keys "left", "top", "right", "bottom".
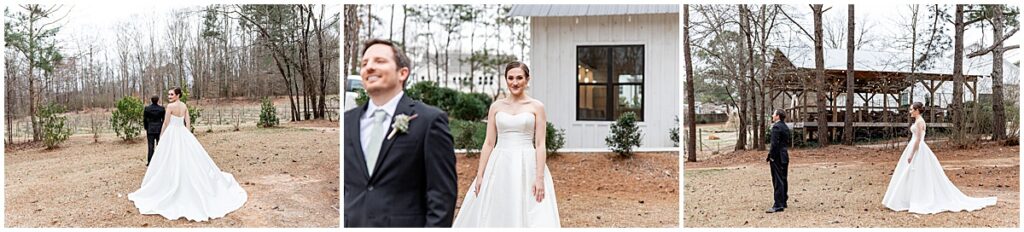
{"left": 362, "top": 39, "right": 412, "bottom": 78}
{"left": 774, "top": 109, "right": 786, "bottom": 121}
{"left": 151, "top": 95, "right": 159, "bottom": 105}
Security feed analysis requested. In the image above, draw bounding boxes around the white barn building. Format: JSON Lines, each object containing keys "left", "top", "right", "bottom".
{"left": 510, "top": 5, "right": 680, "bottom": 150}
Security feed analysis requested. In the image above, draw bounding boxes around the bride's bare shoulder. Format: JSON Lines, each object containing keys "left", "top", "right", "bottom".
{"left": 527, "top": 98, "right": 545, "bottom": 109}
{"left": 489, "top": 99, "right": 507, "bottom": 111}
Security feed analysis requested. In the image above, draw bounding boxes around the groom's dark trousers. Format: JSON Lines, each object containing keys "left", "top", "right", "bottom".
{"left": 143, "top": 103, "right": 165, "bottom": 165}
{"left": 768, "top": 120, "right": 791, "bottom": 208}
{"left": 344, "top": 95, "right": 457, "bottom": 227}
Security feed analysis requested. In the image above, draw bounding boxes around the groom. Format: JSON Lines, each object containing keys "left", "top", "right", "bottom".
{"left": 766, "top": 109, "right": 790, "bottom": 213}
{"left": 143, "top": 95, "right": 165, "bottom": 166}
{"left": 344, "top": 39, "right": 457, "bottom": 227}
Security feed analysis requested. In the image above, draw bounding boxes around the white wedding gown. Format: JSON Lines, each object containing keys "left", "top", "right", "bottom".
{"left": 128, "top": 115, "right": 247, "bottom": 221}
{"left": 882, "top": 119, "right": 997, "bottom": 214}
{"left": 453, "top": 112, "right": 560, "bottom": 227}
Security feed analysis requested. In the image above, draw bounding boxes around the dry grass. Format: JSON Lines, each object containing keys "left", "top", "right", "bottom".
{"left": 4, "top": 122, "right": 340, "bottom": 228}
{"left": 684, "top": 144, "right": 1019, "bottom": 228}
{"left": 455, "top": 152, "right": 680, "bottom": 227}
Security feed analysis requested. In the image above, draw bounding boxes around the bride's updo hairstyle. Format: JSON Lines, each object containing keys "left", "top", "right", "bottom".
{"left": 504, "top": 61, "right": 531, "bottom": 79}
{"left": 172, "top": 87, "right": 183, "bottom": 97}
{"left": 911, "top": 102, "right": 925, "bottom": 113}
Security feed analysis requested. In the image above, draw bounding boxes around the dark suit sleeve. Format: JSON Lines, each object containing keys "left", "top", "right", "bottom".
{"left": 422, "top": 112, "right": 456, "bottom": 227}
{"left": 158, "top": 108, "right": 165, "bottom": 123}
{"left": 769, "top": 124, "right": 782, "bottom": 161}
{"left": 143, "top": 107, "right": 150, "bottom": 126}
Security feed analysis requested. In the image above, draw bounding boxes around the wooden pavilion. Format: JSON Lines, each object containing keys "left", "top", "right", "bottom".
{"left": 766, "top": 48, "right": 988, "bottom": 141}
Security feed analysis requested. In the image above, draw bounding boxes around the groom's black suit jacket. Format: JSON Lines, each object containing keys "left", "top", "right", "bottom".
{"left": 768, "top": 121, "right": 790, "bottom": 163}
{"left": 344, "top": 95, "right": 457, "bottom": 227}
{"left": 143, "top": 103, "right": 165, "bottom": 135}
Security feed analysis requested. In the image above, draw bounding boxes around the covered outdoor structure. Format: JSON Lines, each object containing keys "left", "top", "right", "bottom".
{"left": 766, "top": 48, "right": 987, "bottom": 142}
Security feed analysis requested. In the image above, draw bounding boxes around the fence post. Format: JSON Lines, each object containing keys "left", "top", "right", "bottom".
{"left": 698, "top": 129, "right": 703, "bottom": 151}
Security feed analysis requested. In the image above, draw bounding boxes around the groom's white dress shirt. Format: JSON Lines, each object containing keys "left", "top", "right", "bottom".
{"left": 360, "top": 91, "right": 404, "bottom": 167}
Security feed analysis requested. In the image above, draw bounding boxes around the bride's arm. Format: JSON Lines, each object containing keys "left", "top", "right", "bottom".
{"left": 909, "top": 119, "right": 924, "bottom": 163}
{"left": 183, "top": 103, "right": 192, "bottom": 129}
{"left": 532, "top": 102, "right": 548, "bottom": 202}
{"left": 474, "top": 104, "right": 500, "bottom": 193}
{"left": 160, "top": 105, "right": 171, "bottom": 135}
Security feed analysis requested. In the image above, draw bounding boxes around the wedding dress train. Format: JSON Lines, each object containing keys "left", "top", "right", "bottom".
{"left": 128, "top": 115, "right": 247, "bottom": 221}
{"left": 882, "top": 119, "right": 996, "bottom": 214}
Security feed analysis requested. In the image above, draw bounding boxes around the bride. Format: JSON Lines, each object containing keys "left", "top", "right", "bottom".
{"left": 453, "top": 62, "right": 560, "bottom": 227}
{"left": 128, "top": 88, "right": 248, "bottom": 221}
{"left": 882, "top": 102, "right": 997, "bottom": 214}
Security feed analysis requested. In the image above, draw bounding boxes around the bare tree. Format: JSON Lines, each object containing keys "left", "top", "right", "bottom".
{"left": 734, "top": 5, "right": 750, "bottom": 150}
{"left": 967, "top": 5, "right": 1019, "bottom": 141}
{"left": 843, "top": 5, "right": 855, "bottom": 145}
{"left": 952, "top": 5, "right": 966, "bottom": 144}
{"left": 684, "top": 4, "right": 698, "bottom": 162}
{"left": 812, "top": 5, "right": 829, "bottom": 147}
{"left": 5, "top": 5, "right": 69, "bottom": 141}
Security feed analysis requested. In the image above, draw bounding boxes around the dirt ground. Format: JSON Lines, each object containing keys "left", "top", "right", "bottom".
{"left": 684, "top": 143, "right": 1019, "bottom": 228}
{"left": 4, "top": 121, "right": 340, "bottom": 228}
{"left": 455, "top": 152, "right": 679, "bottom": 227}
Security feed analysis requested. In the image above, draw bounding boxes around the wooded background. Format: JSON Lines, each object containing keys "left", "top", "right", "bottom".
{"left": 344, "top": 4, "right": 529, "bottom": 96}
{"left": 683, "top": 4, "right": 1020, "bottom": 162}
{"left": 5, "top": 4, "right": 341, "bottom": 144}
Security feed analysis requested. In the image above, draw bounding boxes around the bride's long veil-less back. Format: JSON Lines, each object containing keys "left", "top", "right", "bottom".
{"left": 882, "top": 119, "right": 996, "bottom": 214}
{"left": 128, "top": 110, "right": 247, "bottom": 222}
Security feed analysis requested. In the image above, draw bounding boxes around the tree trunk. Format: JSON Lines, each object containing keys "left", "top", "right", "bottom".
{"left": 735, "top": 5, "right": 749, "bottom": 151}
{"left": 843, "top": 5, "right": 855, "bottom": 145}
{"left": 344, "top": 5, "right": 360, "bottom": 75}
{"left": 26, "top": 9, "right": 41, "bottom": 142}
{"left": 991, "top": 5, "right": 1007, "bottom": 140}
{"left": 684, "top": 5, "right": 698, "bottom": 162}
{"left": 29, "top": 62, "right": 40, "bottom": 141}
{"left": 402, "top": 6, "right": 408, "bottom": 47}
{"left": 813, "top": 4, "right": 829, "bottom": 147}
{"left": 741, "top": 5, "right": 761, "bottom": 150}
{"left": 952, "top": 5, "right": 965, "bottom": 143}
{"left": 389, "top": 5, "right": 395, "bottom": 41}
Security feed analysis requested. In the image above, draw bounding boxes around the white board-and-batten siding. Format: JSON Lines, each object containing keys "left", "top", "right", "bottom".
{"left": 527, "top": 13, "right": 679, "bottom": 150}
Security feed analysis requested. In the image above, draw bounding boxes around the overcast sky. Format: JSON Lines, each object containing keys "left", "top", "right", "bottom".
{"left": 5, "top": 3, "right": 340, "bottom": 63}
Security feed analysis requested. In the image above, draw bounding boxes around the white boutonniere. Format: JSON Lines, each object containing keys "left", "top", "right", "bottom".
{"left": 387, "top": 113, "right": 418, "bottom": 140}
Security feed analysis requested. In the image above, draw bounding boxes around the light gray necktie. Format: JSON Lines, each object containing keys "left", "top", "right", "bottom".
{"left": 365, "top": 109, "right": 387, "bottom": 175}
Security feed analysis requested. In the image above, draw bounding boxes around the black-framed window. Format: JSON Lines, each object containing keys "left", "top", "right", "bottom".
{"left": 576, "top": 45, "right": 644, "bottom": 121}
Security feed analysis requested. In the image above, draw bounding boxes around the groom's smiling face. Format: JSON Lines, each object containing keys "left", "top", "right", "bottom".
{"left": 361, "top": 44, "right": 409, "bottom": 97}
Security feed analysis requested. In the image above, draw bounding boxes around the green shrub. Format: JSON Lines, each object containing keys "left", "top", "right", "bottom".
{"left": 408, "top": 81, "right": 493, "bottom": 121}
{"left": 964, "top": 101, "right": 994, "bottom": 134}
{"left": 669, "top": 116, "right": 680, "bottom": 147}
{"left": 606, "top": 112, "right": 643, "bottom": 158}
{"left": 451, "top": 93, "right": 488, "bottom": 121}
{"left": 467, "top": 92, "right": 494, "bottom": 111}
{"left": 433, "top": 88, "right": 461, "bottom": 113}
{"left": 406, "top": 81, "right": 439, "bottom": 102}
{"left": 354, "top": 88, "right": 369, "bottom": 106}
{"left": 39, "top": 103, "right": 72, "bottom": 149}
{"left": 451, "top": 119, "right": 486, "bottom": 157}
{"left": 546, "top": 122, "right": 566, "bottom": 157}
{"left": 258, "top": 97, "right": 280, "bottom": 127}
{"left": 110, "top": 96, "right": 144, "bottom": 141}
{"left": 407, "top": 81, "right": 455, "bottom": 110}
